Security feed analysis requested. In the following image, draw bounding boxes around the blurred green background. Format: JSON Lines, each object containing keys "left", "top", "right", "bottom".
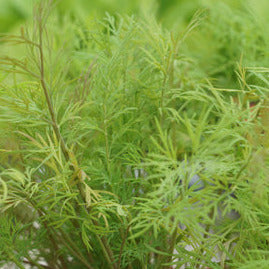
{"left": 0, "top": 0, "right": 268, "bottom": 89}
{"left": 1, "top": 0, "right": 268, "bottom": 31}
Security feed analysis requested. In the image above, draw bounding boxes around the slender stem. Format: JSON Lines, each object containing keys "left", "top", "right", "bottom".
{"left": 29, "top": 201, "right": 85, "bottom": 269}
{"left": 37, "top": 205, "right": 93, "bottom": 269}
{"left": 70, "top": 217, "right": 95, "bottom": 264}
{"left": 36, "top": 4, "right": 116, "bottom": 268}
{"left": 117, "top": 225, "right": 130, "bottom": 269}
{"left": 43, "top": 221, "right": 68, "bottom": 269}
{"left": 96, "top": 235, "right": 114, "bottom": 269}
{"left": 35, "top": 207, "right": 68, "bottom": 269}
{"left": 58, "top": 229, "right": 95, "bottom": 269}
{"left": 165, "top": 228, "right": 178, "bottom": 268}
{"left": 7, "top": 252, "right": 25, "bottom": 269}
{"left": 195, "top": 208, "right": 214, "bottom": 269}
{"left": 23, "top": 256, "right": 52, "bottom": 269}
{"left": 38, "top": 10, "right": 69, "bottom": 162}
{"left": 160, "top": 76, "right": 167, "bottom": 114}
{"left": 102, "top": 103, "right": 111, "bottom": 172}
{"left": 92, "top": 220, "right": 116, "bottom": 269}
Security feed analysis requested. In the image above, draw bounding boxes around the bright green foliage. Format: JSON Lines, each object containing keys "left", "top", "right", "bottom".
{"left": 0, "top": 1, "right": 269, "bottom": 269}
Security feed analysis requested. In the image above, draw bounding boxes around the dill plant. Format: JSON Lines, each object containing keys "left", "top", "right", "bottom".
{"left": 0, "top": 1, "right": 269, "bottom": 269}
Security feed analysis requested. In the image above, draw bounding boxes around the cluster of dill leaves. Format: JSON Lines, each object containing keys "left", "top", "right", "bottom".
{"left": 0, "top": 0, "right": 269, "bottom": 268}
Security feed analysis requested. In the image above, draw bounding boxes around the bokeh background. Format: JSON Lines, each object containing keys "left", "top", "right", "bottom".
{"left": 1, "top": 0, "right": 268, "bottom": 90}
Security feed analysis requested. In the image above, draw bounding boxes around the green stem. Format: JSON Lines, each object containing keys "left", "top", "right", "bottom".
{"left": 38, "top": 5, "right": 69, "bottom": 162}
{"left": 36, "top": 4, "right": 115, "bottom": 268}
{"left": 30, "top": 201, "right": 89, "bottom": 269}
{"left": 117, "top": 225, "right": 130, "bottom": 269}
{"left": 8, "top": 252, "right": 25, "bottom": 269}
{"left": 165, "top": 228, "right": 178, "bottom": 268}
{"left": 93, "top": 220, "right": 116, "bottom": 269}
{"left": 103, "top": 103, "right": 111, "bottom": 172}
{"left": 58, "top": 229, "right": 95, "bottom": 269}
{"left": 23, "top": 255, "right": 49, "bottom": 269}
